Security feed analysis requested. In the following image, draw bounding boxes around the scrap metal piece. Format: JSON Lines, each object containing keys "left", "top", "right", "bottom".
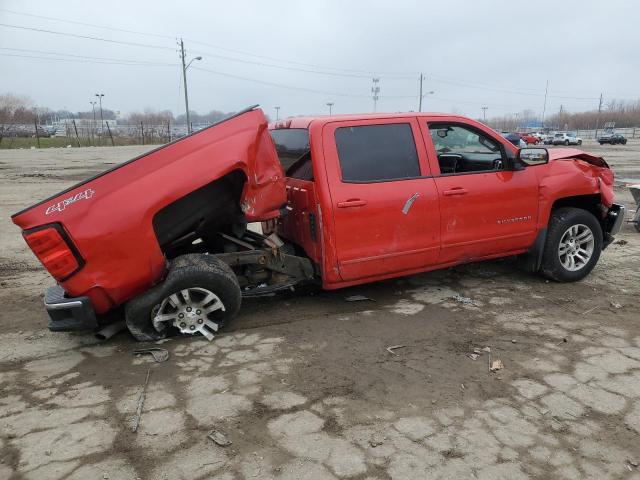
{"left": 208, "top": 429, "right": 232, "bottom": 446}
{"left": 386, "top": 345, "right": 407, "bottom": 356}
{"left": 133, "top": 347, "right": 170, "bottom": 363}
{"left": 132, "top": 369, "right": 151, "bottom": 433}
{"left": 345, "top": 295, "right": 373, "bottom": 302}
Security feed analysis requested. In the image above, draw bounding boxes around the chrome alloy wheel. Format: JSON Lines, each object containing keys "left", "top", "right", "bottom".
{"left": 558, "top": 224, "right": 595, "bottom": 272}
{"left": 152, "top": 287, "right": 225, "bottom": 340}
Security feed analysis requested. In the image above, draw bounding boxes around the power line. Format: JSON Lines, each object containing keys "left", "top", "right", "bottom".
{"left": 0, "top": 47, "right": 175, "bottom": 65}
{"left": 0, "top": 7, "right": 176, "bottom": 39}
{"left": 0, "top": 23, "right": 174, "bottom": 50}
{"left": 0, "top": 52, "right": 174, "bottom": 66}
{"left": 191, "top": 66, "right": 370, "bottom": 98}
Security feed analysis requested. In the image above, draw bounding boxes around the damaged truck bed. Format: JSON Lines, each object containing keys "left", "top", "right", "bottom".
{"left": 12, "top": 106, "right": 626, "bottom": 341}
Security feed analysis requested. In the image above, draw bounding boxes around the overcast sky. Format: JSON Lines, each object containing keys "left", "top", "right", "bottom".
{"left": 1, "top": 0, "right": 638, "bottom": 120}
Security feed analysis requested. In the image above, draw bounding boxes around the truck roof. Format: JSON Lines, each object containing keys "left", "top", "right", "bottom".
{"left": 270, "top": 112, "right": 469, "bottom": 129}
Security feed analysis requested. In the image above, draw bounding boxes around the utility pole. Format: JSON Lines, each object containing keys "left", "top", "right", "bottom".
{"left": 481, "top": 106, "right": 488, "bottom": 122}
{"left": 326, "top": 102, "right": 334, "bottom": 115}
{"left": 90, "top": 101, "right": 97, "bottom": 145}
{"left": 595, "top": 93, "right": 603, "bottom": 138}
{"left": 95, "top": 93, "right": 104, "bottom": 140}
{"left": 514, "top": 112, "right": 519, "bottom": 129}
{"left": 418, "top": 73, "right": 424, "bottom": 112}
{"left": 371, "top": 78, "right": 380, "bottom": 112}
{"left": 179, "top": 38, "right": 202, "bottom": 134}
{"left": 541, "top": 79, "right": 549, "bottom": 128}
{"left": 275, "top": 106, "right": 281, "bottom": 120}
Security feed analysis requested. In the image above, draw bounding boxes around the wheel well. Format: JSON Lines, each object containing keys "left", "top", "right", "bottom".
{"left": 152, "top": 170, "right": 247, "bottom": 258}
{"left": 551, "top": 194, "right": 602, "bottom": 220}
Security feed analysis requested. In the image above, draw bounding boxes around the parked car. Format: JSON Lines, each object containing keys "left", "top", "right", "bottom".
{"left": 598, "top": 133, "right": 627, "bottom": 145}
{"left": 11, "top": 107, "right": 624, "bottom": 342}
{"left": 543, "top": 133, "right": 555, "bottom": 145}
{"left": 519, "top": 133, "right": 539, "bottom": 145}
{"left": 552, "top": 132, "right": 582, "bottom": 146}
{"left": 504, "top": 132, "right": 527, "bottom": 148}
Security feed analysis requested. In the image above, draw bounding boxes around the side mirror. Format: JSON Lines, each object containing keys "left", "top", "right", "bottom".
{"left": 517, "top": 147, "right": 549, "bottom": 167}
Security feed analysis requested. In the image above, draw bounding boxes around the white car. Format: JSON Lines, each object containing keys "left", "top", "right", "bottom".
{"left": 552, "top": 132, "right": 582, "bottom": 146}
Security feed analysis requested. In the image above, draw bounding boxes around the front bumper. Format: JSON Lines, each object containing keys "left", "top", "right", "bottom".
{"left": 44, "top": 285, "right": 98, "bottom": 331}
{"left": 602, "top": 203, "right": 626, "bottom": 248}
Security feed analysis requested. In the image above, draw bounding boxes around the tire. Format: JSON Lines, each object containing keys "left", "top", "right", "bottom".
{"left": 125, "top": 254, "right": 241, "bottom": 341}
{"left": 564, "top": 140, "right": 570, "bottom": 146}
{"left": 577, "top": 140, "right": 582, "bottom": 145}
{"left": 540, "top": 208, "right": 603, "bottom": 282}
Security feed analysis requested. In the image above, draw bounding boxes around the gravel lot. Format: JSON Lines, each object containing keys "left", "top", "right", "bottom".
{"left": 0, "top": 141, "right": 639, "bottom": 480}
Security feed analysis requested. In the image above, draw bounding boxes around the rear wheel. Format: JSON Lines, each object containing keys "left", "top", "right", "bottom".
{"left": 564, "top": 140, "right": 570, "bottom": 146}
{"left": 125, "top": 254, "right": 241, "bottom": 341}
{"left": 540, "top": 208, "right": 602, "bottom": 282}
{"left": 577, "top": 140, "right": 582, "bottom": 145}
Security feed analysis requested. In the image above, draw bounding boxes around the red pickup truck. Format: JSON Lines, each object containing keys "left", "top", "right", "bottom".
{"left": 12, "top": 106, "right": 625, "bottom": 341}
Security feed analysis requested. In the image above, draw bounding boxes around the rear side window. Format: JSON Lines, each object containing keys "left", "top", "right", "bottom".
{"left": 269, "top": 128, "right": 310, "bottom": 171}
{"left": 335, "top": 123, "right": 420, "bottom": 182}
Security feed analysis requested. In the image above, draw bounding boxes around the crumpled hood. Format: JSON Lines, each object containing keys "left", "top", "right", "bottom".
{"left": 548, "top": 148, "right": 609, "bottom": 168}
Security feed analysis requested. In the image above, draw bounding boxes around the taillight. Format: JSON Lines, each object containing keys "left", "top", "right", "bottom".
{"left": 23, "top": 225, "right": 82, "bottom": 281}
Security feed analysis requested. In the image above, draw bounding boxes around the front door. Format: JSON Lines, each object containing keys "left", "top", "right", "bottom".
{"left": 420, "top": 121, "right": 539, "bottom": 264}
{"left": 322, "top": 118, "right": 441, "bottom": 281}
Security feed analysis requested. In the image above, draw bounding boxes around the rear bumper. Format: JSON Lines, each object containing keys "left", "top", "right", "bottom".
{"left": 44, "top": 285, "right": 98, "bottom": 331}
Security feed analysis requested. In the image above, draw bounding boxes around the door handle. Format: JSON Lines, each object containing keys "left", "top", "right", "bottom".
{"left": 337, "top": 199, "right": 367, "bottom": 208}
{"left": 443, "top": 188, "right": 468, "bottom": 196}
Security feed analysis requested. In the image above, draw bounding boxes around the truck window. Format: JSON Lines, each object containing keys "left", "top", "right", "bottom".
{"left": 334, "top": 123, "right": 420, "bottom": 182}
{"left": 270, "top": 128, "right": 310, "bottom": 171}
{"left": 428, "top": 123, "right": 504, "bottom": 175}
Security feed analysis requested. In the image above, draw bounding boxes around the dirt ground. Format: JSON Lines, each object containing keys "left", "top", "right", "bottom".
{"left": 1, "top": 141, "right": 639, "bottom": 480}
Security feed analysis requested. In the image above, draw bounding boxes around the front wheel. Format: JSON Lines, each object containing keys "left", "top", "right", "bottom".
{"left": 577, "top": 140, "right": 582, "bottom": 145}
{"left": 564, "top": 140, "right": 570, "bottom": 146}
{"left": 540, "top": 208, "right": 602, "bottom": 282}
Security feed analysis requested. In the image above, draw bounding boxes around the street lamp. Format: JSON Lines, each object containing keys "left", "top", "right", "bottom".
{"left": 180, "top": 38, "right": 202, "bottom": 134}
{"left": 275, "top": 106, "right": 281, "bottom": 120}
{"left": 419, "top": 90, "right": 434, "bottom": 112}
{"left": 95, "top": 93, "right": 104, "bottom": 140}
{"left": 90, "top": 101, "right": 97, "bottom": 145}
{"left": 326, "top": 102, "right": 334, "bottom": 115}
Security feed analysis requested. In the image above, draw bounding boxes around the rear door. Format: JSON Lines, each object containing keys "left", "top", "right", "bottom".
{"left": 420, "top": 120, "right": 539, "bottom": 264}
{"left": 322, "top": 117, "right": 440, "bottom": 281}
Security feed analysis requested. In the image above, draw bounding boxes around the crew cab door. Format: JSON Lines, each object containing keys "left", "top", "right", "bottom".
{"left": 322, "top": 118, "right": 440, "bottom": 281}
{"left": 420, "top": 120, "right": 539, "bottom": 263}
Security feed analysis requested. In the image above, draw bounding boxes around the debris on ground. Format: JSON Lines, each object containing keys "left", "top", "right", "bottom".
{"left": 132, "top": 369, "right": 151, "bottom": 433}
{"left": 208, "top": 429, "right": 232, "bottom": 446}
{"left": 467, "top": 353, "right": 479, "bottom": 360}
{"left": 511, "top": 339, "right": 517, "bottom": 344}
{"left": 345, "top": 295, "right": 374, "bottom": 302}
{"left": 386, "top": 345, "right": 407, "bottom": 356}
{"left": 451, "top": 294, "right": 479, "bottom": 306}
{"left": 490, "top": 360, "right": 504, "bottom": 372}
{"left": 610, "top": 300, "right": 623, "bottom": 309}
{"left": 133, "top": 348, "right": 170, "bottom": 363}
{"left": 582, "top": 306, "right": 598, "bottom": 315}
{"left": 615, "top": 239, "right": 628, "bottom": 246}
{"left": 481, "top": 346, "right": 491, "bottom": 353}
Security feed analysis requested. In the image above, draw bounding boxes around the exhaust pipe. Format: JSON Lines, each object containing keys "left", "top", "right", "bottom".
{"left": 95, "top": 320, "right": 126, "bottom": 341}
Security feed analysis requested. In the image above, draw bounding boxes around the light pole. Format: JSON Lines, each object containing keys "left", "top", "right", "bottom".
{"left": 90, "top": 101, "right": 97, "bottom": 145}
{"left": 326, "top": 102, "right": 334, "bottom": 115}
{"left": 275, "top": 106, "right": 280, "bottom": 120}
{"left": 95, "top": 93, "right": 104, "bottom": 140}
{"left": 179, "top": 38, "right": 202, "bottom": 134}
{"left": 420, "top": 90, "right": 434, "bottom": 112}
{"left": 481, "top": 106, "right": 488, "bottom": 122}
